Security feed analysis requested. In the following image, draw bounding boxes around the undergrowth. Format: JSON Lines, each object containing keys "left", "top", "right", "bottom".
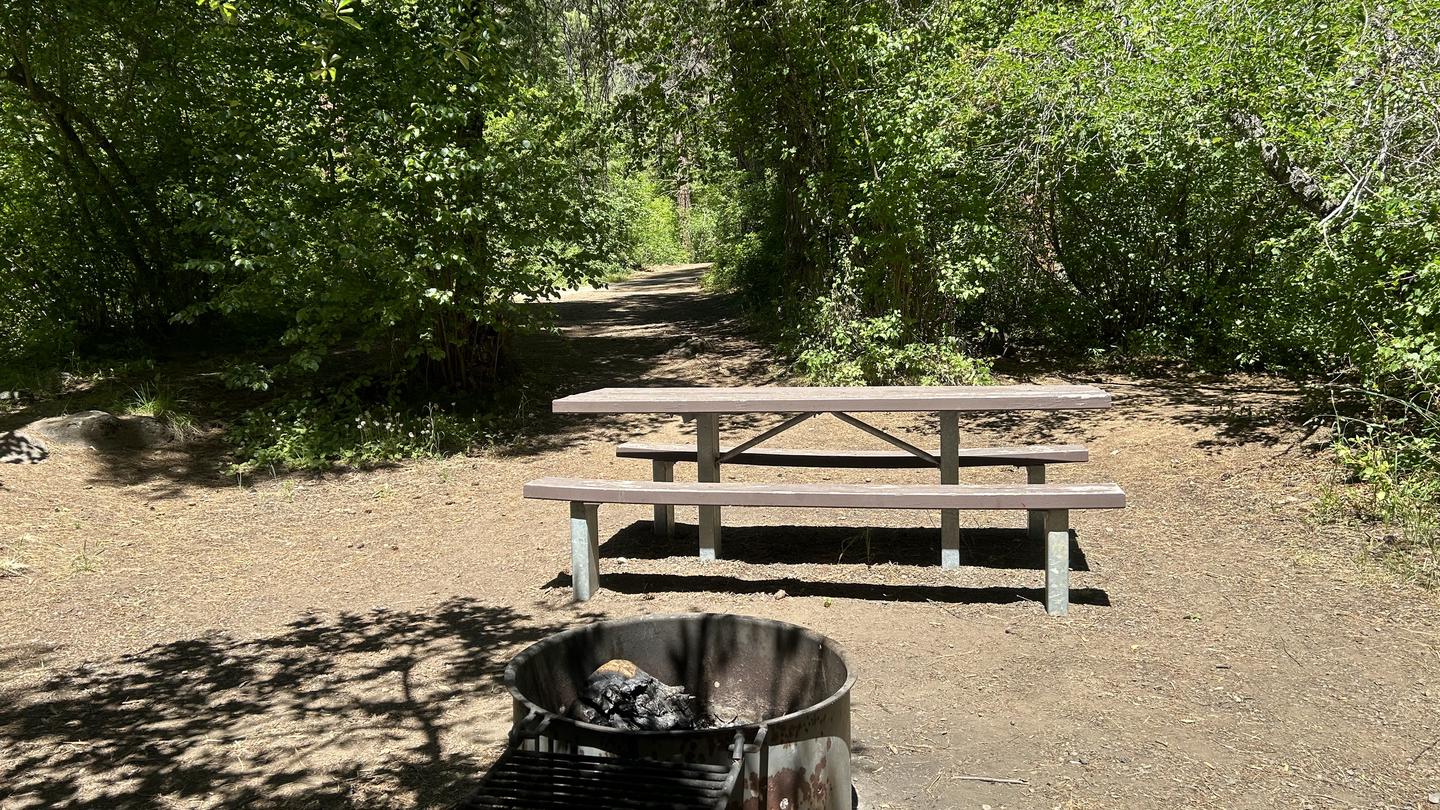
{"left": 226, "top": 386, "right": 489, "bottom": 475}
{"left": 1327, "top": 433, "right": 1440, "bottom": 585}
{"left": 709, "top": 259, "right": 994, "bottom": 387}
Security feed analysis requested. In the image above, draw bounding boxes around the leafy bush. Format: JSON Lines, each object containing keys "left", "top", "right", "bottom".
{"left": 792, "top": 285, "right": 991, "bottom": 386}
{"left": 226, "top": 385, "right": 485, "bottom": 474}
{"left": 1332, "top": 431, "right": 1439, "bottom": 582}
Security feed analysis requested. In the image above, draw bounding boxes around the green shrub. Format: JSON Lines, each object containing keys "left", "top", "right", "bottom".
{"left": 793, "top": 307, "right": 992, "bottom": 386}
{"left": 1333, "top": 432, "right": 1440, "bottom": 582}
{"left": 226, "top": 384, "right": 486, "bottom": 475}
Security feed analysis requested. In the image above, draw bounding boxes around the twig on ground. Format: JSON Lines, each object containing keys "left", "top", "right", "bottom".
{"left": 950, "top": 775, "right": 1028, "bottom": 785}
{"left": 926, "top": 598, "right": 966, "bottom": 620}
{"left": 1279, "top": 639, "right": 1302, "bottom": 666}
{"left": 1410, "top": 734, "right": 1440, "bottom": 764}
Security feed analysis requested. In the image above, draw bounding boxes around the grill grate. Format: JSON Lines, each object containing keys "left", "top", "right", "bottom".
{"left": 459, "top": 748, "right": 741, "bottom": 810}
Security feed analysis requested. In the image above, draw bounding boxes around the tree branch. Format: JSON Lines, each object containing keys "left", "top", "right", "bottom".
{"left": 1227, "top": 109, "right": 1340, "bottom": 220}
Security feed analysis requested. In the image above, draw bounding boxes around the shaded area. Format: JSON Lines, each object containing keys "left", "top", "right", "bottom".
{"left": 599, "top": 521, "right": 1092, "bottom": 571}
{"left": 79, "top": 435, "right": 236, "bottom": 501}
{"left": 545, "top": 571, "right": 1111, "bottom": 608}
{"left": 0, "top": 367, "right": 261, "bottom": 496}
{"left": 958, "top": 368, "right": 1323, "bottom": 453}
{"left": 0, "top": 599, "right": 562, "bottom": 809}
{"left": 1, "top": 266, "right": 1329, "bottom": 500}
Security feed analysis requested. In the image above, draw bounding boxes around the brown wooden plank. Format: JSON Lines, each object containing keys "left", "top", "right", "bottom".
{"left": 552, "top": 384, "right": 1110, "bottom": 414}
{"left": 615, "top": 442, "right": 1088, "bottom": 468}
{"left": 522, "top": 478, "right": 1126, "bottom": 510}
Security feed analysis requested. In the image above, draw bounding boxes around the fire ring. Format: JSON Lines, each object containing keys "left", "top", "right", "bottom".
{"left": 465, "top": 613, "right": 856, "bottom": 810}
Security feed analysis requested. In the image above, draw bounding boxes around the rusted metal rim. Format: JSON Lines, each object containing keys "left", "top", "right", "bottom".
{"left": 504, "top": 612, "right": 856, "bottom": 739}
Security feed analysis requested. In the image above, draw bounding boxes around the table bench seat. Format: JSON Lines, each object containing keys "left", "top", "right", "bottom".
{"left": 620, "top": 442, "right": 1088, "bottom": 547}
{"left": 524, "top": 477, "right": 1122, "bottom": 509}
{"left": 523, "top": 477, "right": 1125, "bottom": 614}
{"left": 616, "top": 442, "right": 1088, "bottom": 468}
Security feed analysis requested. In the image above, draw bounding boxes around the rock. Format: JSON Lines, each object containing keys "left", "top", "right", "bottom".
{"left": 774, "top": 589, "right": 788, "bottom": 600}
{"left": 26, "top": 410, "right": 174, "bottom": 451}
{"left": 1428, "top": 793, "right": 1440, "bottom": 805}
{"left": 0, "top": 432, "right": 48, "bottom": 464}
{"left": 0, "top": 389, "right": 34, "bottom": 404}
{"left": 678, "top": 336, "right": 712, "bottom": 357}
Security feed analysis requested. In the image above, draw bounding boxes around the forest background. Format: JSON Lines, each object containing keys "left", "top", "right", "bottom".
{"left": 2, "top": 0, "right": 1436, "bottom": 571}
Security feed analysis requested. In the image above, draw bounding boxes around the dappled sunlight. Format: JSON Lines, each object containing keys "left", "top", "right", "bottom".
{"left": 0, "top": 600, "right": 555, "bottom": 809}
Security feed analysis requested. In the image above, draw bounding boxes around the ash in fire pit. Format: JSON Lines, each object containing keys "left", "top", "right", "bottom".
{"left": 570, "top": 659, "right": 727, "bottom": 731}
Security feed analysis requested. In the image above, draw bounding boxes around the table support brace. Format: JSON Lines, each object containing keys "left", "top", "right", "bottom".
{"left": 718, "top": 412, "right": 816, "bottom": 463}
{"left": 832, "top": 412, "right": 939, "bottom": 467}
{"left": 1027, "top": 465, "right": 1046, "bottom": 541}
{"left": 652, "top": 459, "right": 675, "bottom": 538}
{"left": 570, "top": 501, "right": 599, "bottom": 602}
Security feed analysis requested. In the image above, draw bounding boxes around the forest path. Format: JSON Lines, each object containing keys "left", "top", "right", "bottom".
{"left": 1, "top": 265, "right": 1436, "bottom": 809}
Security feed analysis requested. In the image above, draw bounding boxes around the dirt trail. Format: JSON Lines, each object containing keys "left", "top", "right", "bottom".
{"left": 1, "top": 265, "right": 1437, "bottom": 809}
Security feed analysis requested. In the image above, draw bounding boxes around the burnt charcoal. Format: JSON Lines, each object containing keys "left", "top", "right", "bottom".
{"left": 568, "top": 659, "right": 712, "bottom": 731}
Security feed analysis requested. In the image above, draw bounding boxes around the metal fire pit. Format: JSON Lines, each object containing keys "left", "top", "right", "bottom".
{"left": 461, "top": 613, "right": 855, "bottom": 810}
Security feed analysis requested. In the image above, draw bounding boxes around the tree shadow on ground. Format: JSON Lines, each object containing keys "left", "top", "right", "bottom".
{"left": 598, "top": 521, "right": 1092, "bottom": 571}
{"left": 0, "top": 599, "right": 567, "bottom": 809}
{"left": 978, "top": 364, "right": 1326, "bottom": 454}
{"left": 0, "top": 431, "right": 48, "bottom": 465}
{"left": 546, "top": 571, "right": 1111, "bottom": 609}
{"left": 78, "top": 434, "right": 238, "bottom": 501}
{"left": 0, "top": 365, "right": 374, "bottom": 497}
{"left": 545, "top": 523, "right": 1105, "bottom": 607}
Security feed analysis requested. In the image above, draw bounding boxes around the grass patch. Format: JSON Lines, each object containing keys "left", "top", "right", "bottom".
{"left": 0, "top": 557, "right": 31, "bottom": 578}
{"left": 124, "top": 380, "right": 202, "bottom": 441}
{"left": 70, "top": 538, "right": 104, "bottom": 574}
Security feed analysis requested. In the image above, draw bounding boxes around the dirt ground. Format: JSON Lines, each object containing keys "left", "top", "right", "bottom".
{"left": 2, "top": 265, "right": 1437, "bottom": 810}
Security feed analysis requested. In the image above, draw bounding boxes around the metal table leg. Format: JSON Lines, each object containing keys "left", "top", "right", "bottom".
{"left": 939, "top": 411, "right": 960, "bottom": 569}
{"left": 696, "top": 413, "right": 721, "bottom": 560}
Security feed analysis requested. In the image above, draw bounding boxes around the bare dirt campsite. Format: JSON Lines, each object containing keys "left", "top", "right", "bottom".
{"left": 2, "top": 265, "right": 1437, "bottom": 809}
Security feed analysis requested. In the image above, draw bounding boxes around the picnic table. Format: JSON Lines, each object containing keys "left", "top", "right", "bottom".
{"left": 527, "top": 384, "right": 1125, "bottom": 614}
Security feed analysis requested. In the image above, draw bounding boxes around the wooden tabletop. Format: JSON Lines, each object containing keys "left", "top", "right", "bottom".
{"left": 552, "top": 384, "right": 1110, "bottom": 414}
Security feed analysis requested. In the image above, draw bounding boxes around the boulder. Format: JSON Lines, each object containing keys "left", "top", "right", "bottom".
{"left": 26, "top": 410, "right": 175, "bottom": 451}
